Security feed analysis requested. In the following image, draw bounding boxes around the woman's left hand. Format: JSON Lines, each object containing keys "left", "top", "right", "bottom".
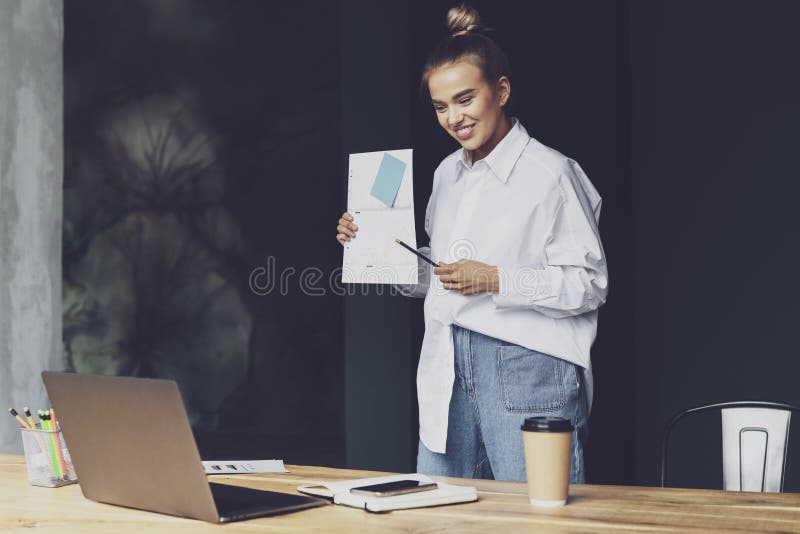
{"left": 435, "top": 259, "right": 500, "bottom": 296}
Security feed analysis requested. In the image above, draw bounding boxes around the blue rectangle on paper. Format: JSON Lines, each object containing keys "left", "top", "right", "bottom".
{"left": 370, "top": 153, "right": 406, "bottom": 207}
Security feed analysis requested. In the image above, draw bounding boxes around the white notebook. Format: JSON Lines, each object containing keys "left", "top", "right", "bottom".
{"left": 297, "top": 473, "right": 477, "bottom": 513}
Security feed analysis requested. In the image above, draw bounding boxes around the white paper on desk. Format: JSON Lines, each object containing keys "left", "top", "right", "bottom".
{"left": 202, "top": 459, "right": 287, "bottom": 475}
{"left": 342, "top": 149, "right": 418, "bottom": 285}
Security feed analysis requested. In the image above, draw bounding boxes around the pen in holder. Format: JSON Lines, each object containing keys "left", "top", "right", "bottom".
{"left": 20, "top": 427, "right": 78, "bottom": 487}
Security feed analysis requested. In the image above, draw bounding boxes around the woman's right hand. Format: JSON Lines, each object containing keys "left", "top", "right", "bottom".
{"left": 336, "top": 211, "right": 359, "bottom": 246}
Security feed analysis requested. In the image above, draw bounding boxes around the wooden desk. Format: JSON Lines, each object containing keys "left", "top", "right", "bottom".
{"left": 2, "top": 454, "right": 799, "bottom": 533}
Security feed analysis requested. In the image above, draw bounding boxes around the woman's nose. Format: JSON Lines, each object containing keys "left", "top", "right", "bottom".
{"left": 448, "top": 108, "right": 463, "bottom": 126}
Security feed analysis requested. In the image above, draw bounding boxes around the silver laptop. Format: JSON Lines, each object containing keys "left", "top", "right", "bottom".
{"left": 42, "top": 371, "right": 327, "bottom": 523}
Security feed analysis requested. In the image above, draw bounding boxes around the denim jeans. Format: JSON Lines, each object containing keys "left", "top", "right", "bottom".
{"left": 417, "top": 324, "right": 589, "bottom": 483}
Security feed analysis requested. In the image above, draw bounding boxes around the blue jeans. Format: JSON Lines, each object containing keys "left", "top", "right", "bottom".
{"left": 417, "top": 324, "right": 588, "bottom": 483}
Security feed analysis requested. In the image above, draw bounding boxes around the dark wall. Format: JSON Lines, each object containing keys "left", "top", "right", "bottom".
{"left": 342, "top": 0, "right": 418, "bottom": 472}
{"left": 64, "top": 0, "right": 345, "bottom": 466}
{"left": 630, "top": 0, "right": 800, "bottom": 488}
{"left": 409, "top": 0, "right": 635, "bottom": 484}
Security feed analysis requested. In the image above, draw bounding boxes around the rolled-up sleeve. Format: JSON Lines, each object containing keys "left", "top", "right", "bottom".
{"left": 491, "top": 170, "right": 608, "bottom": 317}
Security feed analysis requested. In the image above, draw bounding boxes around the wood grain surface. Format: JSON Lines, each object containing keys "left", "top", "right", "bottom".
{"left": 2, "top": 454, "right": 800, "bottom": 533}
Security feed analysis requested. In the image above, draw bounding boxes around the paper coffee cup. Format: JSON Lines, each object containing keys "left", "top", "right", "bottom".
{"left": 521, "top": 417, "right": 574, "bottom": 507}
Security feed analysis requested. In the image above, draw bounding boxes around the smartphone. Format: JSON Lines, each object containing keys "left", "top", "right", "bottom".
{"left": 349, "top": 479, "right": 438, "bottom": 497}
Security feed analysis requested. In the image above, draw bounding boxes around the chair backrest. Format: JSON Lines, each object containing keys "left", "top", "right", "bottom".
{"left": 660, "top": 401, "right": 800, "bottom": 492}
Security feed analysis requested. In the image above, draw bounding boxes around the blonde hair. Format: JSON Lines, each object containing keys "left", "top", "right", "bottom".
{"left": 420, "top": 4, "right": 511, "bottom": 102}
{"left": 446, "top": 4, "right": 481, "bottom": 37}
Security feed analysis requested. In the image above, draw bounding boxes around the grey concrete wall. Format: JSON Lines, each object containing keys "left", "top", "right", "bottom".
{"left": 0, "top": 0, "right": 63, "bottom": 453}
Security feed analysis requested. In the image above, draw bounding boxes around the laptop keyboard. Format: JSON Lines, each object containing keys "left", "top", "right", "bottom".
{"left": 209, "top": 482, "right": 326, "bottom": 519}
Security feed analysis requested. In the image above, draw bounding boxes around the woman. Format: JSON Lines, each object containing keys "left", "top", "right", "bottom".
{"left": 335, "top": 4, "right": 607, "bottom": 483}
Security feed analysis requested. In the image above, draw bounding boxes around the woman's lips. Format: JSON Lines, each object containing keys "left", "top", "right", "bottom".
{"left": 455, "top": 124, "right": 475, "bottom": 140}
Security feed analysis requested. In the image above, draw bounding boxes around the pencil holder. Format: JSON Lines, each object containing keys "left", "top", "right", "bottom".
{"left": 20, "top": 427, "right": 78, "bottom": 487}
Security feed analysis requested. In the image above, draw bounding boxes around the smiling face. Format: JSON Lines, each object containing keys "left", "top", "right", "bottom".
{"left": 428, "top": 60, "right": 511, "bottom": 162}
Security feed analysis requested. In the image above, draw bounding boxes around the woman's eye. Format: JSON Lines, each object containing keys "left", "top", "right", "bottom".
{"left": 434, "top": 106, "right": 446, "bottom": 113}
{"left": 459, "top": 98, "right": 473, "bottom": 105}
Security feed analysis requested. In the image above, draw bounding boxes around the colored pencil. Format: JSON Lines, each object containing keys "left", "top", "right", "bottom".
{"left": 23, "top": 407, "right": 36, "bottom": 429}
{"left": 39, "top": 410, "right": 61, "bottom": 479}
{"left": 49, "top": 408, "right": 72, "bottom": 478}
{"left": 7, "top": 408, "right": 31, "bottom": 429}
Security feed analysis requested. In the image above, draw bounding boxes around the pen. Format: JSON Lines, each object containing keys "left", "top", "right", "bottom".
{"left": 38, "top": 409, "right": 50, "bottom": 432}
{"left": 8, "top": 408, "right": 32, "bottom": 429}
{"left": 394, "top": 239, "right": 440, "bottom": 267}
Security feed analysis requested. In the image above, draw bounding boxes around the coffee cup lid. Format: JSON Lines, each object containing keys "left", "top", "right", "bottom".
{"left": 521, "top": 416, "right": 574, "bottom": 432}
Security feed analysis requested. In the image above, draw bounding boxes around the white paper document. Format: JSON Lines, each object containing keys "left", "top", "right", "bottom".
{"left": 202, "top": 459, "right": 288, "bottom": 475}
{"left": 342, "top": 149, "right": 418, "bottom": 285}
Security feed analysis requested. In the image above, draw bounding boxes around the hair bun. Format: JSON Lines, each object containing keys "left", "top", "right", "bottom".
{"left": 446, "top": 4, "right": 481, "bottom": 37}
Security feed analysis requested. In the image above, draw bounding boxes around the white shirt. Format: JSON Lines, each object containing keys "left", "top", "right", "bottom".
{"left": 401, "top": 118, "right": 608, "bottom": 454}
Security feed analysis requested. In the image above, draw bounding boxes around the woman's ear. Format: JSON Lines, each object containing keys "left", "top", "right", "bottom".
{"left": 496, "top": 76, "right": 511, "bottom": 108}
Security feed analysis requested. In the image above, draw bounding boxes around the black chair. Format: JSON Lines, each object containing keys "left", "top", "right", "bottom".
{"left": 660, "top": 401, "right": 800, "bottom": 492}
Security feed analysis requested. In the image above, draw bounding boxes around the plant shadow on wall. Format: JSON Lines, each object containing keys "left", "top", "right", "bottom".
{"left": 63, "top": 95, "right": 251, "bottom": 427}
{"left": 63, "top": 0, "right": 344, "bottom": 463}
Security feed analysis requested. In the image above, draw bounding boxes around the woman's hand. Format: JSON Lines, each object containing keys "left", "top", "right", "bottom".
{"left": 336, "top": 211, "right": 358, "bottom": 246}
{"left": 435, "top": 259, "right": 500, "bottom": 296}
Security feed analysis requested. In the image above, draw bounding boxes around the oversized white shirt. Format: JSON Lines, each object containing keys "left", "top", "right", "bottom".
{"left": 400, "top": 118, "right": 608, "bottom": 454}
